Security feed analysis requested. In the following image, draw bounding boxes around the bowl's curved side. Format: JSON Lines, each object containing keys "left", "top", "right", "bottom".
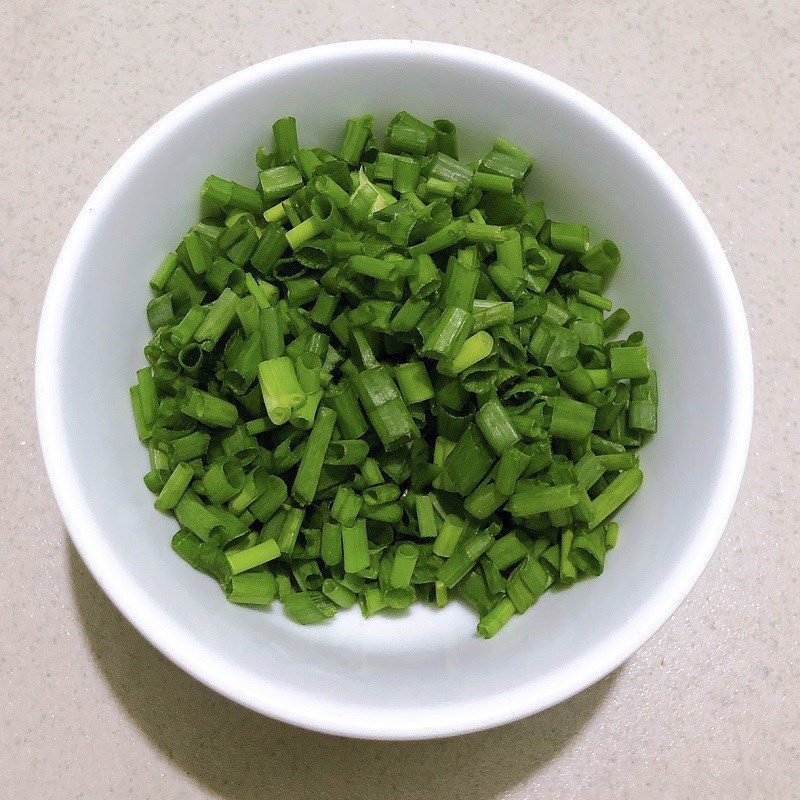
{"left": 36, "top": 39, "right": 753, "bottom": 740}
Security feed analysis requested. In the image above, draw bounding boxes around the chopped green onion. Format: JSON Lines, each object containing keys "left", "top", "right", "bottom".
{"left": 342, "top": 519, "right": 370, "bottom": 574}
{"left": 291, "top": 406, "right": 337, "bottom": 505}
{"left": 257, "top": 356, "right": 305, "bottom": 425}
{"left": 134, "top": 112, "right": 654, "bottom": 639}
{"left": 475, "top": 398, "right": 520, "bottom": 455}
{"left": 610, "top": 345, "right": 650, "bottom": 380}
{"left": 225, "top": 571, "right": 277, "bottom": 605}
{"left": 225, "top": 538, "right": 280, "bottom": 574}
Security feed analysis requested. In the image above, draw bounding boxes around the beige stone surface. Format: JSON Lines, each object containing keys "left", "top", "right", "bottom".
{"left": 2, "top": 1, "right": 798, "bottom": 797}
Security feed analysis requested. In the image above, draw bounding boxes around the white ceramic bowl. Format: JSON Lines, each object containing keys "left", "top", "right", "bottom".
{"left": 36, "top": 40, "right": 753, "bottom": 740}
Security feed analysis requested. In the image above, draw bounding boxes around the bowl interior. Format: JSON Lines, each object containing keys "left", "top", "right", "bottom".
{"left": 39, "top": 43, "right": 749, "bottom": 738}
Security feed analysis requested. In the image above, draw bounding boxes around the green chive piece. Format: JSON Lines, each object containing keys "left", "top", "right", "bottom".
{"left": 610, "top": 345, "right": 650, "bottom": 380}
{"left": 433, "top": 515, "right": 464, "bottom": 558}
{"left": 475, "top": 398, "right": 520, "bottom": 455}
{"left": 444, "top": 424, "right": 496, "bottom": 496}
{"left": 225, "top": 571, "right": 277, "bottom": 605}
{"left": 152, "top": 462, "right": 193, "bottom": 512}
{"left": 353, "top": 365, "right": 419, "bottom": 452}
{"left": 477, "top": 597, "right": 516, "bottom": 638}
{"left": 180, "top": 388, "right": 238, "bottom": 428}
{"left": 342, "top": 519, "right": 370, "bottom": 574}
{"left": 590, "top": 468, "right": 644, "bottom": 526}
{"left": 282, "top": 591, "right": 337, "bottom": 624}
{"left": 226, "top": 538, "right": 281, "bottom": 574}
{"left": 291, "top": 406, "right": 337, "bottom": 505}
{"left": 507, "top": 482, "right": 580, "bottom": 517}
{"left": 258, "top": 356, "right": 306, "bottom": 425}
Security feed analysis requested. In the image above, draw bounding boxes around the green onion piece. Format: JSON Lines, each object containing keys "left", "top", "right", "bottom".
{"left": 272, "top": 116, "right": 299, "bottom": 165}
{"left": 590, "top": 468, "right": 643, "bottom": 526}
{"left": 415, "top": 494, "right": 438, "bottom": 539}
{"left": 135, "top": 367, "right": 158, "bottom": 430}
{"left": 180, "top": 388, "right": 238, "bottom": 428}
{"left": 606, "top": 522, "right": 620, "bottom": 548}
{"left": 227, "top": 466, "right": 271, "bottom": 515}
{"left": 476, "top": 597, "right": 516, "bottom": 638}
{"left": 324, "top": 439, "right": 370, "bottom": 466}
{"left": 258, "top": 356, "right": 306, "bottom": 425}
{"left": 421, "top": 306, "right": 474, "bottom": 362}
{"left": 359, "top": 586, "right": 387, "bottom": 617}
{"left": 259, "top": 165, "right": 303, "bottom": 205}
{"left": 332, "top": 485, "right": 363, "bottom": 526}
{"left": 438, "top": 531, "right": 495, "bottom": 589}
{"left": 194, "top": 288, "right": 239, "bottom": 349}
{"left": 549, "top": 221, "right": 590, "bottom": 254}
{"left": 602, "top": 308, "right": 631, "bottom": 337}
{"left": 360, "top": 458, "right": 383, "bottom": 487}
{"left": 251, "top": 223, "right": 288, "bottom": 275}
{"left": 171, "top": 530, "right": 230, "bottom": 583}
{"left": 164, "top": 431, "right": 210, "bottom": 462}
{"left": 444, "top": 424, "right": 496, "bottom": 496}
{"left": 442, "top": 253, "right": 479, "bottom": 310}
{"left": 282, "top": 591, "right": 337, "bottom": 624}
{"left": 610, "top": 345, "right": 650, "bottom": 380}
{"left": 492, "top": 136, "right": 533, "bottom": 169}
{"left": 348, "top": 254, "right": 409, "bottom": 281}
{"left": 363, "top": 483, "right": 401, "bottom": 505}
{"left": 577, "top": 289, "right": 613, "bottom": 311}
{"left": 353, "top": 365, "right": 419, "bottom": 452}
{"left": 294, "top": 148, "right": 322, "bottom": 181}
{"left": 472, "top": 172, "right": 514, "bottom": 194}
{"left": 475, "top": 398, "right": 520, "bottom": 454}
{"left": 340, "top": 114, "right": 374, "bottom": 165}
{"left": 392, "top": 361, "right": 434, "bottom": 405}
{"left": 225, "top": 571, "right": 277, "bottom": 605}
{"left": 389, "top": 543, "right": 419, "bottom": 588}
{"left": 276, "top": 506, "right": 305, "bottom": 553}
{"left": 321, "top": 522, "right": 343, "bottom": 567}
{"left": 629, "top": 370, "right": 658, "bottom": 433}
{"left": 487, "top": 533, "right": 528, "bottom": 570}
{"left": 439, "top": 332, "right": 494, "bottom": 375}
{"left": 575, "top": 452, "right": 605, "bottom": 490}
{"left": 322, "top": 578, "right": 357, "bottom": 608}
{"left": 285, "top": 216, "right": 325, "bottom": 250}
{"left": 146, "top": 294, "right": 174, "bottom": 330}
{"left": 581, "top": 239, "right": 621, "bottom": 277}
{"left": 432, "top": 515, "right": 464, "bottom": 558}
{"left": 154, "top": 462, "right": 194, "bottom": 512}
{"left": 506, "top": 482, "right": 580, "bottom": 517}
{"left": 495, "top": 448, "right": 531, "bottom": 496}
{"left": 342, "top": 519, "right": 370, "bottom": 573}
{"left": 549, "top": 397, "right": 596, "bottom": 441}
{"left": 393, "top": 157, "right": 421, "bottom": 194}
{"left": 328, "top": 379, "right": 369, "bottom": 439}
{"left": 465, "top": 481, "right": 507, "bottom": 520}
{"left": 150, "top": 253, "right": 179, "bottom": 292}
{"left": 386, "top": 111, "right": 436, "bottom": 155}
{"left": 226, "top": 538, "right": 281, "bottom": 575}
{"left": 408, "top": 220, "right": 466, "bottom": 257}
{"left": 481, "top": 557, "right": 506, "bottom": 595}
{"left": 291, "top": 406, "right": 337, "bottom": 505}
{"left": 390, "top": 297, "right": 430, "bottom": 332}
{"left": 249, "top": 475, "right": 288, "bottom": 522}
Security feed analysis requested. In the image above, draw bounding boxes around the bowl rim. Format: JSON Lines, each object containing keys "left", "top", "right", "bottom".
{"left": 35, "top": 39, "right": 754, "bottom": 740}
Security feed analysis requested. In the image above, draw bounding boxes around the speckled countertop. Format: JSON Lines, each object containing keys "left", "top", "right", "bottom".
{"left": 2, "top": 2, "right": 798, "bottom": 798}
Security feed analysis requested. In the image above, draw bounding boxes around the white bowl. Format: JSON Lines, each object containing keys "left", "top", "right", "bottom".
{"left": 36, "top": 40, "right": 753, "bottom": 740}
